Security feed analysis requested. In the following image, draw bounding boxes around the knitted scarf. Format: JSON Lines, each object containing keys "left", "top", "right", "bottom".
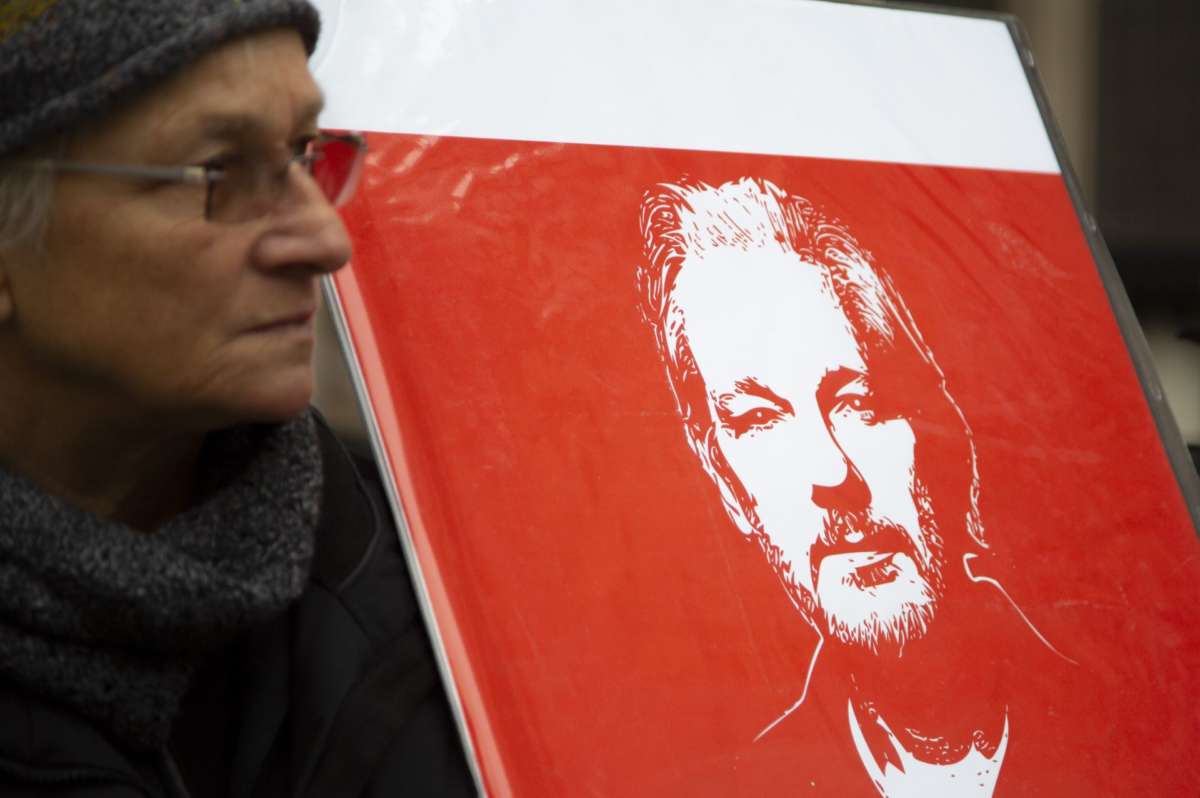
{"left": 0, "top": 411, "right": 321, "bottom": 751}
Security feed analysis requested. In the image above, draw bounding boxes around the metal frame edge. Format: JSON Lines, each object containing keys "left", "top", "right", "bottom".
{"left": 1000, "top": 14, "right": 1200, "bottom": 531}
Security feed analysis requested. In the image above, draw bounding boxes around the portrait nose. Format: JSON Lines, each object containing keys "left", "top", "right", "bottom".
{"left": 808, "top": 421, "right": 872, "bottom": 511}
{"left": 252, "top": 166, "right": 353, "bottom": 274}
{"left": 811, "top": 460, "right": 871, "bottom": 511}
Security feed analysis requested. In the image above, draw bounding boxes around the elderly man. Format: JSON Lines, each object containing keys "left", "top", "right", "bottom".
{"left": 0, "top": 1, "right": 472, "bottom": 795}
{"left": 637, "top": 176, "right": 1075, "bottom": 796}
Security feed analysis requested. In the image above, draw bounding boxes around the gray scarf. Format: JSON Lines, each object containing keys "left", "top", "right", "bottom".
{"left": 0, "top": 411, "right": 321, "bottom": 751}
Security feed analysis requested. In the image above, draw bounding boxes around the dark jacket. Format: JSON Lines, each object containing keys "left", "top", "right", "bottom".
{"left": 0, "top": 416, "right": 476, "bottom": 797}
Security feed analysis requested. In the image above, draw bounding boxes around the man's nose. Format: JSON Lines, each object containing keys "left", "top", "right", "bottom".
{"left": 251, "top": 167, "right": 353, "bottom": 274}
{"left": 811, "top": 461, "right": 871, "bottom": 511}
{"left": 807, "top": 418, "right": 872, "bottom": 511}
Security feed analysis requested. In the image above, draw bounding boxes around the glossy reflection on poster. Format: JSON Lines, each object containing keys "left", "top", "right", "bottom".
{"left": 313, "top": 2, "right": 1200, "bottom": 796}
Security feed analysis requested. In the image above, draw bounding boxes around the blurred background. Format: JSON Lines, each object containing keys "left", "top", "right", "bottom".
{"left": 313, "top": 0, "right": 1200, "bottom": 469}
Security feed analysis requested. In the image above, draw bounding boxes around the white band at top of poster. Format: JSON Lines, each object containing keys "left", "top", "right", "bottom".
{"left": 309, "top": 0, "right": 1058, "bottom": 174}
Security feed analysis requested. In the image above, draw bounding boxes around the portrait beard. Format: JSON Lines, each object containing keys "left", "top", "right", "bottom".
{"left": 758, "top": 477, "right": 948, "bottom": 658}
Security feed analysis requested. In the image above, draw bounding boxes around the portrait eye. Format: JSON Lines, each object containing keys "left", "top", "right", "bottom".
{"left": 829, "top": 379, "right": 879, "bottom": 424}
{"left": 716, "top": 397, "right": 788, "bottom": 438}
{"left": 839, "top": 394, "right": 867, "bottom": 411}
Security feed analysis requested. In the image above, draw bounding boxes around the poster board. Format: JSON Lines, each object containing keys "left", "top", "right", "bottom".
{"left": 310, "top": 1, "right": 1200, "bottom": 795}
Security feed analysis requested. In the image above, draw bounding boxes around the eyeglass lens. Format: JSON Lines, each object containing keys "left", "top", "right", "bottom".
{"left": 207, "top": 133, "right": 366, "bottom": 223}
{"left": 310, "top": 135, "right": 365, "bottom": 209}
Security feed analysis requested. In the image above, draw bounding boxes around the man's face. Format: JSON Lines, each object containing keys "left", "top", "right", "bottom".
{"left": 670, "top": 246, "right": 945, "bottom": 653}
{"left": 0, "top": 30, "right": 350, "bottom": 430}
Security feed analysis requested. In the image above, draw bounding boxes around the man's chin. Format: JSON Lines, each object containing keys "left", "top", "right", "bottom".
{"left": 816, "top": 551, "right": 941, "bottom": 656}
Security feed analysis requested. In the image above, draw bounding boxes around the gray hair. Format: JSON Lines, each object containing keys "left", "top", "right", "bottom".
{"left": 0, "top": 162, "right": 54, "bottom": 256}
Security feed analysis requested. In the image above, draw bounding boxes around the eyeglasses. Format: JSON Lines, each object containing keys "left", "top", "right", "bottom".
{"left": 22, "top": 130, "right": 368, "bottom": 224}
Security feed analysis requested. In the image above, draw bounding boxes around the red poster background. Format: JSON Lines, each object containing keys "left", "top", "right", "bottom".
{"left": 333, "top": 134, "right": 1199, "bottom": 796}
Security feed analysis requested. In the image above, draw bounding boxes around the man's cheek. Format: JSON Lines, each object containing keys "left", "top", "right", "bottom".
{"left": 910, "top": 478, "right": 947, "bottom": 579}
{"left": 733, "top": 478, "right": 826, "bottom": 595}
{"left": 844, "top": 421, "right": 924, "bottom": 543}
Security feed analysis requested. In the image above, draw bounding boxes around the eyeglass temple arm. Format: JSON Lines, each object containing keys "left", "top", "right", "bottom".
{"left": 24, "top": 160, "right": 211, "bottom": 185}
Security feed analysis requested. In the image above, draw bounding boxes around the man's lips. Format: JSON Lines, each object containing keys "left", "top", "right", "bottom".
{"left": 821, "top": 551, "right": 901, "bottom": 590}
{"left": 830, "top": 550, "right": 895, "bottom": 568}
{"left": 246, "top": 308, "right": 316, "bottom": 334}
{"left": 813, "top": 523, "right": 911, "bottom": 564}
{"left": 810, "top": 519, "right": 915, "bottom": 589}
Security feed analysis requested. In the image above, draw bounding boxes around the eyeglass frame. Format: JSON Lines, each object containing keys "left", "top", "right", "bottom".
{"left": 17, "top": 130, "right": 368, "bottom": 223}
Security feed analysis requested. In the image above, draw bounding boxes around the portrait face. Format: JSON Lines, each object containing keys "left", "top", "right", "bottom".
{"left": 669, "top": 245, "right": 945, "bottom": 653}
{"left": 0, "top": 30, "right": 350, "bottom": 430}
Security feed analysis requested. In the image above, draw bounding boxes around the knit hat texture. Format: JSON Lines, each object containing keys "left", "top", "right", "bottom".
{"left": 0, "top": 0, "right": 321, "bottom": 158}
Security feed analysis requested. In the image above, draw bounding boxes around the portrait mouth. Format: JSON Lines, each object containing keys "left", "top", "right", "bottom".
{"left": 842, "top": 551, "right": 900, "bottom": 589}
{"left": 811, "top": 518, "right": 918, "bottom": 595}
{"left": 808, "top": 515, "right": 941, "bottom": 652}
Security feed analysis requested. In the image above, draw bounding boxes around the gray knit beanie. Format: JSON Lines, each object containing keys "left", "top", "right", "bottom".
{"left": 0, "top": 0, "right": 321, "bottom": 158}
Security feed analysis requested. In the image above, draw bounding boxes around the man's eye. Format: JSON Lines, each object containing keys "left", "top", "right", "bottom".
{"left": 841, "top": 395, "right": 866, "bottom": 411}
{"left": 201, "top": 151, "right": 247, "bottom": 178}
{"left": 831, "top": 392, "right": 878, "bottom": 422}
{"left": 723, "top": 405, "right": 784, "bottom": 438}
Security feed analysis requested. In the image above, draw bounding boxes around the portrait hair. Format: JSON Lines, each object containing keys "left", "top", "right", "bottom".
{"left": 635, "top": 176, "right": 986, "bottom": 566}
